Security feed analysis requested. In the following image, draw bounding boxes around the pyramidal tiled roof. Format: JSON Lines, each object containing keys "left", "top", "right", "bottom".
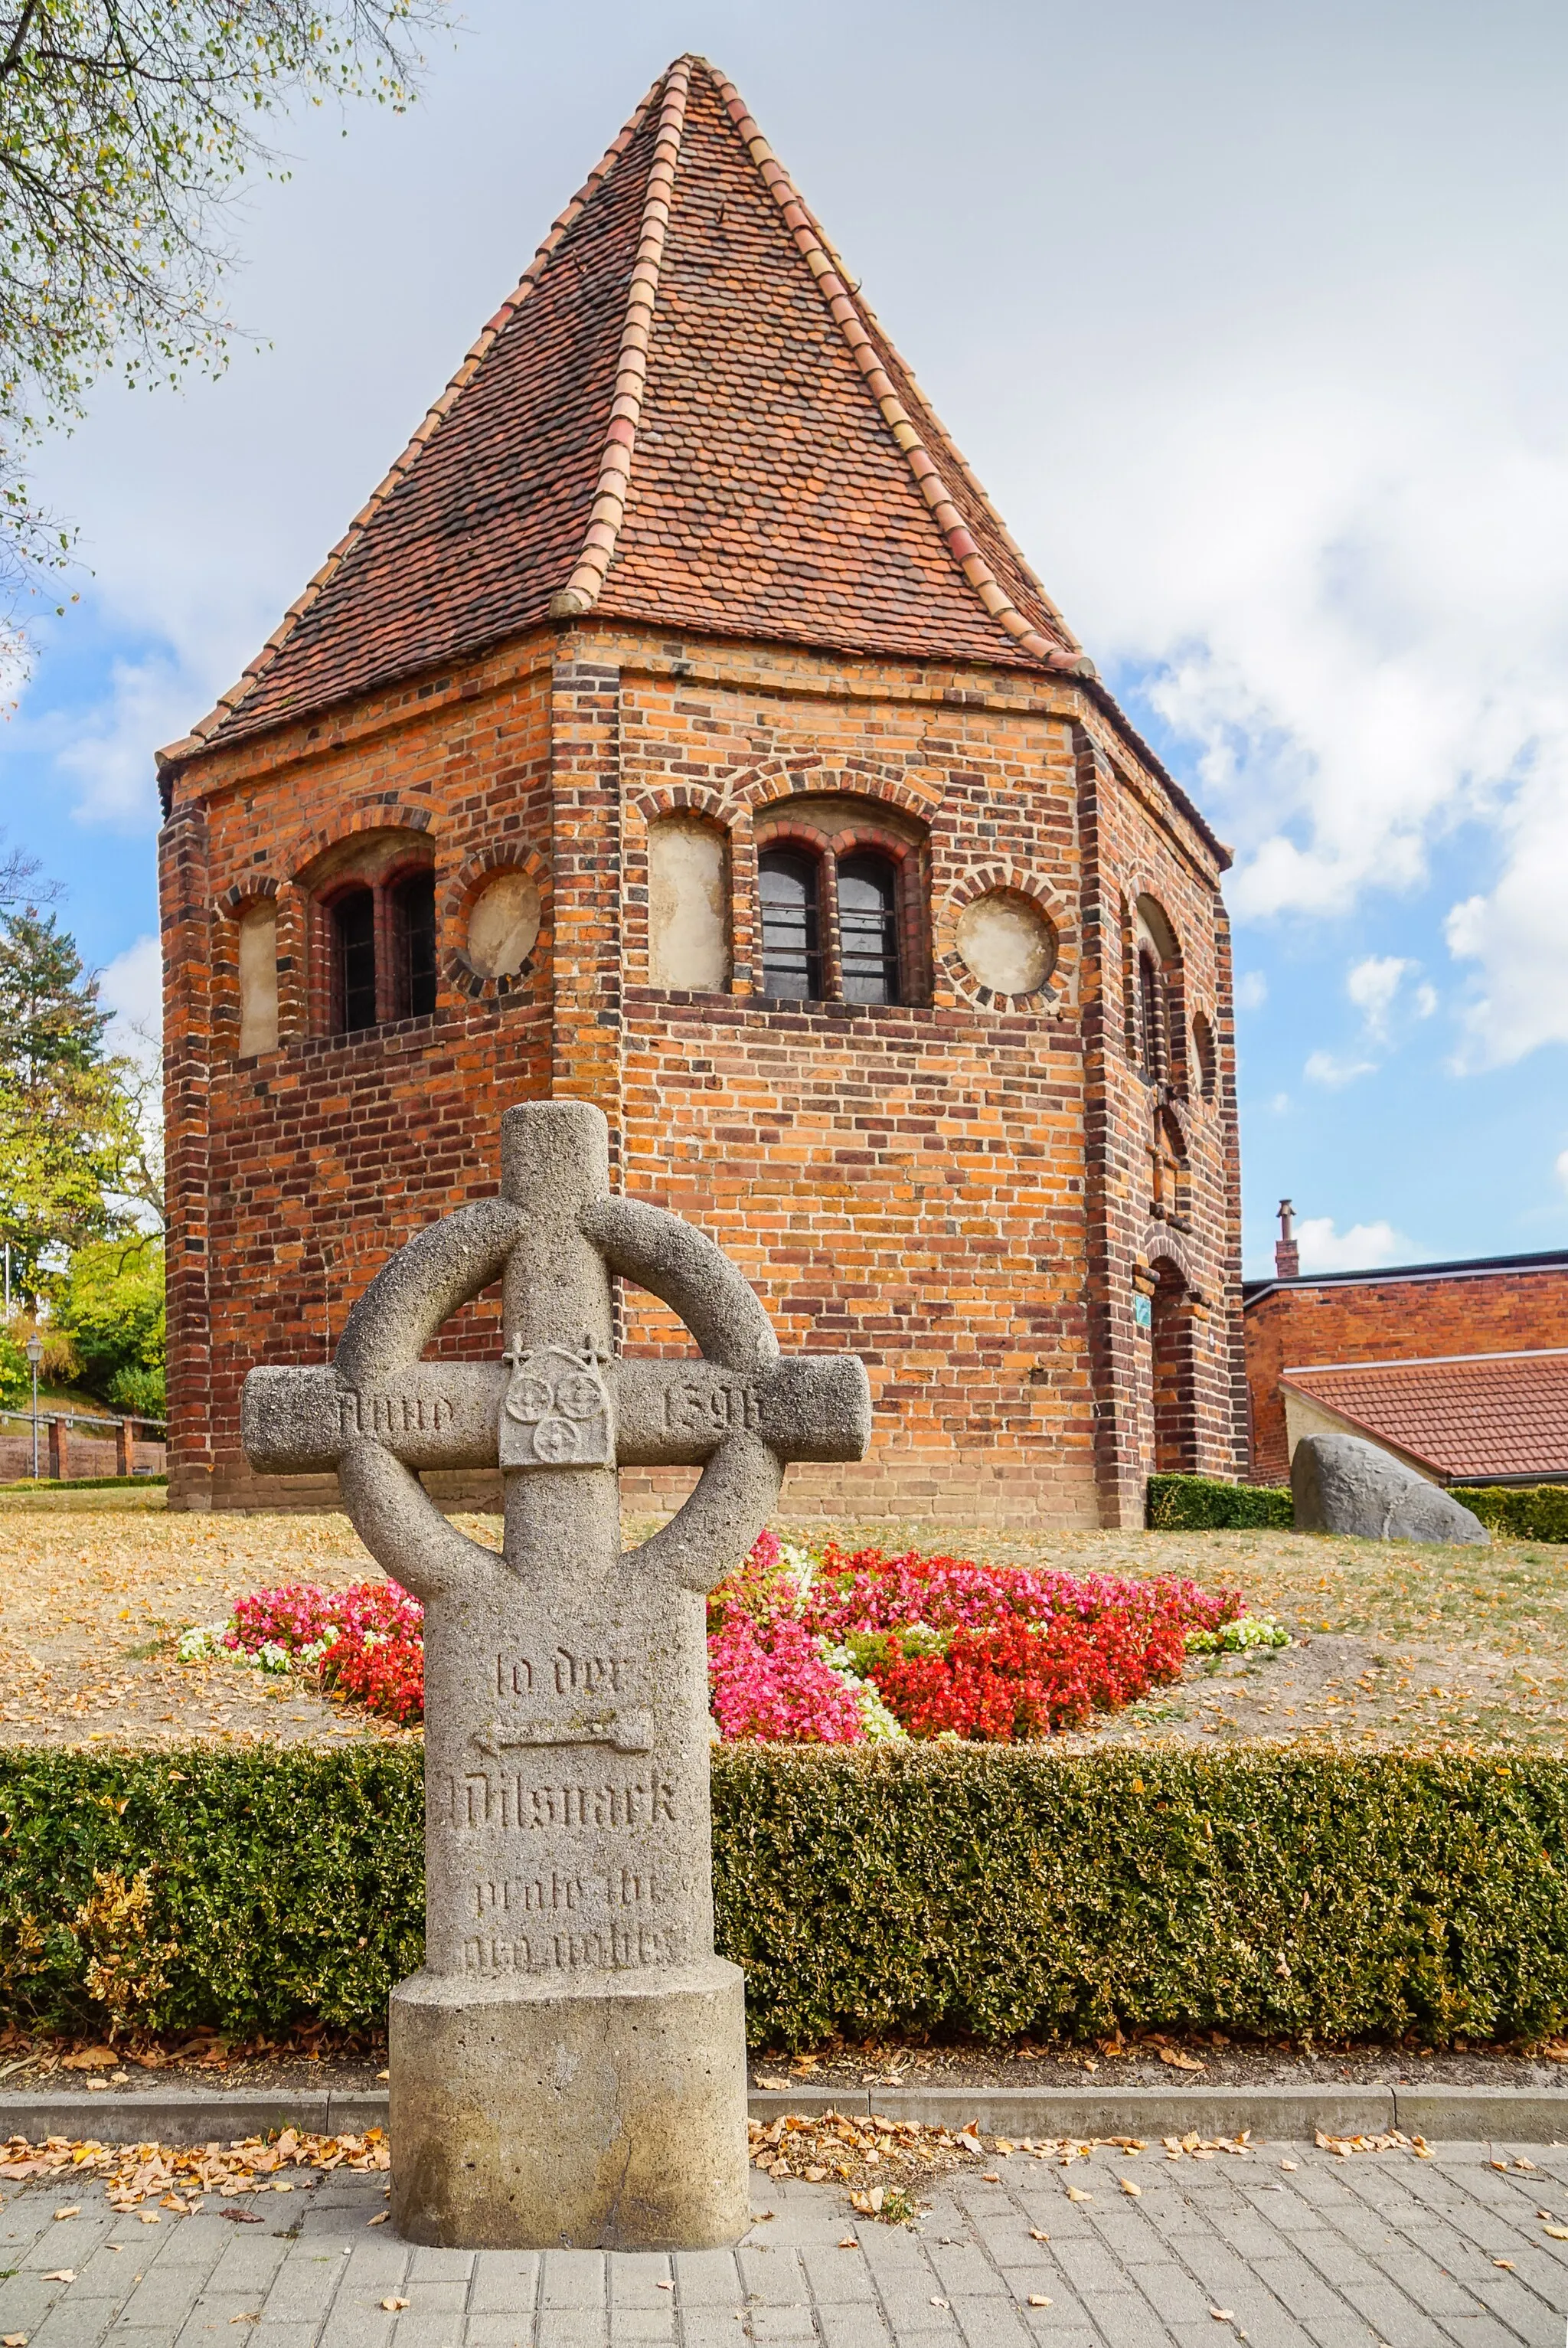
{"left": 177, "top": 55, "right": 1090, "bottom": 756}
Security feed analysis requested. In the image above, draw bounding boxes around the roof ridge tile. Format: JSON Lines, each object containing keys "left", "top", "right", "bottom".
{"left": 549, "top": 59, "right": 691, "bottom": 619}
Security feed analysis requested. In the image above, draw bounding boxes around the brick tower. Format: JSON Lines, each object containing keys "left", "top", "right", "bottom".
{"left": 158, "top": 55, "right": 1246, "bottom": 1526}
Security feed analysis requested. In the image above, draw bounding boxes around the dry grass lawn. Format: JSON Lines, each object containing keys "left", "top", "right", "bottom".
{"left": 0, "top": 1496, "right": 1561, "bottom": 1751}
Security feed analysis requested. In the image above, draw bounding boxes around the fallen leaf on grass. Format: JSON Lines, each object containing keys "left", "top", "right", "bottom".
{"left": 368, "top": 2212, "right": 388, "bottom": 2227}
{"left": 1159, "top": 2049, "right": 1206, "bottom": 2072}
{"left": 380, "top": 2298, "right": 409, "bottom": 2314}
{"left": 51, "top": 2207, "right": 80, "bottom": 2221}
{"left": 1027, "top": 2296, "right": 1052, "bottom": 2309}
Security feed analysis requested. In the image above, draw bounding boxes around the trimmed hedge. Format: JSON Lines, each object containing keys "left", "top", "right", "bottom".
{"left": 1462, "top": 1485, "right": 1568, "bottom": 1543}
{"left": 1146, "top": 1473, "right": 1293, "bottom": 1531}
{"left": 2, "top": 1745, "right": 1566, "bottom": 2047}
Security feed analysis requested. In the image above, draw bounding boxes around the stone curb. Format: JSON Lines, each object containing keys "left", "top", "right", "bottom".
{"left": 2, "top": 2081, "right": 1563, "bottom": 2148}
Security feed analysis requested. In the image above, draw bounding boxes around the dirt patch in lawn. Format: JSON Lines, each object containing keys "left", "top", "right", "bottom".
{"left": 0, "top": 1502, "right": 1563, "bottom": 1751}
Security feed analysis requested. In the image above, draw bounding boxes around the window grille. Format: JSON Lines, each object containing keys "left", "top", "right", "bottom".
{"left": 334, "top": 888, "right": 377, "bottom": 1033}
{"left": 394, "top": 872, "right": 438, "bottom": 1018}
{"left": 837, "top": 854, "right": 900, "bottom": 1005}
{"left": 759, "top": 850, "right": 822, "bottom": 999}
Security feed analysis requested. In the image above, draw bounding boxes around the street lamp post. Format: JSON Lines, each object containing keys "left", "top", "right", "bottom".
{"left": 25, "top": 1335, "right": 42, "bottom": 1480}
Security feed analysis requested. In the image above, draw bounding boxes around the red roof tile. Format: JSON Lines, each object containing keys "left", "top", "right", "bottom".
{"left": 179, "top": 55, "right": 1088, "bottom": 756}
{"left": 1280, "top": 1350, "right": 1568, "bottom": 1481}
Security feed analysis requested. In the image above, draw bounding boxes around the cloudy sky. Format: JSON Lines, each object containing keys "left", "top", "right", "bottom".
{"left": 2, "top": 0, "right": 1565, "bottom": 1278}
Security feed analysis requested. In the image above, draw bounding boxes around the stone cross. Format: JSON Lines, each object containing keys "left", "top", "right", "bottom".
{"left": 242, "top": 1102, "right": 871, "bottom": 2252}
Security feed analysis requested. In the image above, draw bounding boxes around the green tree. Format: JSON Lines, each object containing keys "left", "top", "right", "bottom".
{"left": 0, "top": 0, "right": 446, "bottom": 652}
{"left": 53, "top": 1232, "right": 164, "bottom": 1412}
{"left": 0, "top": 903, "right": 146, "bottom": 1298}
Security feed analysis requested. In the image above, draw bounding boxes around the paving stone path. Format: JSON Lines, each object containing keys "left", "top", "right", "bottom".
{"left": 3, "top": 2140, "right": 1566, "bottom": 2348}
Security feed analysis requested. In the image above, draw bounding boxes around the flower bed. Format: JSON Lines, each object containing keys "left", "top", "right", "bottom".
{"left": 188, "top": 1531, "right": 1284, "bottom": 1742}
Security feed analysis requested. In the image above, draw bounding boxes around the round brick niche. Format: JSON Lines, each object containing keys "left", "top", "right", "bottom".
{"left": 954, "top": 891, "right": 1056, "bottom": 996}
{"left": 466, "top": 872, "right": 541, "bottom": 977}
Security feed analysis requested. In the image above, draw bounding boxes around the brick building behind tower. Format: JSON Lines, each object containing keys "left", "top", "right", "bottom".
{"left": 158, "top": 56, "right": 1246, "bottom": 1526}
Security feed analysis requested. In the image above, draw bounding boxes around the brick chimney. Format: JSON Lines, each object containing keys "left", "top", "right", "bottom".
{"left": 1275, "top": 1199, "right": 1299, "bottom": 1280}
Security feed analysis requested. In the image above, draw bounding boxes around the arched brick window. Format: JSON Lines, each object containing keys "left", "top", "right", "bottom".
{"left": 1129, "top": 893, "right": 1185, "bottom": 1093}
{"left": 758, "top": 849, "right": 822, "bottom": 1000}
{"left": 302, "top": 828, "right": 438, "bottom": 1038}
{"left": 392, "top": 870, "right": 437, "bottom": 1019}
{"left": 753, "top": 794, "right": 926, "bottom": 1006}
{"left": 838, "top": 853, "right": 900, "bottom": 1005}
{"left": 332, "top": 887, "right": 377, "bottom": 1033}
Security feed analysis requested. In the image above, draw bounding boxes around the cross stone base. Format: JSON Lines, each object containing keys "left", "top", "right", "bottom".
{"left": 390, "top": 1966, "right": 747, "bottom": 2248}
{"left": 243, "top": 1101, "right": 871, "bottom": 2251}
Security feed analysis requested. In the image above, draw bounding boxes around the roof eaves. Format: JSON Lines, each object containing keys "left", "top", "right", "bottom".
{"left": 709, "top": 66, "right": 1088, "bottom": 682}
{"left": 1278, "top": 1382, "right": 1451, "bottom": 1480}
{"left": 549, "top": 60, "right": 691, "bottom": 620}
{"left": 158, "top": 69, "right": 668, "bottom": 780}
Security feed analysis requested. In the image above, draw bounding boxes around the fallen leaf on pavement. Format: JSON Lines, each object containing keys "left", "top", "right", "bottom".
{"left": 1494, "top": 2259, "right": 1515, "bottom": 2270}
{"left": 1066, "top": 2186, "right": 1092, "bottom": 2202}
{"left": 51, "top": 2208, "right": 80, "bottom": 2221}
{"left": 982, "top": 2171, "right": 1001, "bottom": 2183}
{"left": 1027, "top": 2295, "right": 1052, "bottom": 2308}
{"left": 1543, "top": 2224, "right": 1568, "bottom": 2240}
{"left": 1159, "top": 2049, "right": 1205, "bottom": 2072}
{"left": 2, "top": 2331, "right": 26, "bottom": 2344}
{"left": 838, "top": 2238, "right": 858, "bottom": 2250}
{"left": 221, "top": 2212, "right": 263, "bottom": 2225}
{"left": 1209, "top": 2314, "right": 1235, "bottom": 2325}
{"left": 380, "top": 2298, "right": 409, "bottom": 2314}
{"left": 656, "top": 2282, "right": 673, "bottom": 2291}
{"left": 41, "top": 2273, "right": 74, "bottom": 2285}
{"left": 1280, "top": 2161, "right": 1298, "bottom": 2172}
{"left": 929, "top": 2298, "right": 948, "bottom": 2309}
{"left": 1120, "top": 2180, "right": 1141, "bottom": 2197}
{"left": 368, "top": 2212, "right": 388, "bottom": 2227}
{"left": 1029, "top": 2229, "right": 1050, "bottom": 2242}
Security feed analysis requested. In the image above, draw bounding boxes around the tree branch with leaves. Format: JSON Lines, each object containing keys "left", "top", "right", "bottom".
{"left": 0, "top": 0, "right": 447, "bottom": 663}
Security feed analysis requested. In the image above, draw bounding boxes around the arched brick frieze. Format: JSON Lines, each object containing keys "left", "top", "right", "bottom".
{"left": 440, "top": 841, "right": 551, "bottom": 1002}
{"left": 935, "top": 864, "right": 1074, "bottom": 1014}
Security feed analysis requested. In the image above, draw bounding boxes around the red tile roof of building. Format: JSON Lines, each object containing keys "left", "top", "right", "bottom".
{"left": 172, "top": 54, "right": 1094, "bottom": 759}
{"left": 1279, "top": 1349, "right": 1568, "bottom": 1481}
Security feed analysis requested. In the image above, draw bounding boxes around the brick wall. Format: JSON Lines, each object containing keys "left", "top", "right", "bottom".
{"left": 1245, "top": 1263, "right": 1568, "bottom": 1482}
{"left": 161, "top": 620, "right": 1243, "bottom": 1524}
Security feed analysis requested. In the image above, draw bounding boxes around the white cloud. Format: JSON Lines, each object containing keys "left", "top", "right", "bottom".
{"left": 1270, "top": 1091, "right": 1290, "bottom": 1114}
{"left": 1345, "top": 953, "right": 1413, "bottom": 1041}
{"left": 1235, "top": 970, "right": 1268, "bottom": 1011}
{"left": 99, "top": 933, "right": 162, "bottom": 1067}
{"left": 1295, "top": 1215, "right": 1406, "bottom": 1274}
{"left": 1304, "top": 1048, "right": 1377, "bottom": 1087}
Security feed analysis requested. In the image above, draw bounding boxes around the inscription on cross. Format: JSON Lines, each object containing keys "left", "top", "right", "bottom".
{"left": 242, "top": 1101, "right": 871, "bottom": 2252}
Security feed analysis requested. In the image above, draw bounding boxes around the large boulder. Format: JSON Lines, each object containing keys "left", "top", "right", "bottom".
{"left": 1291, "top": 1433, "right": 1489, "bottom": 1544}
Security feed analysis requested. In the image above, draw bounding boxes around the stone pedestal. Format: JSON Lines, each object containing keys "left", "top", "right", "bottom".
{"left": 389, "top": 1961, "right": 749, "bottom": 2248}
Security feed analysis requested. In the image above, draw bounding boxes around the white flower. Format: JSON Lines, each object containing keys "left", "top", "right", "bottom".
{"left": 175, "top": 1624, "right": 227, "bottom": 1665}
